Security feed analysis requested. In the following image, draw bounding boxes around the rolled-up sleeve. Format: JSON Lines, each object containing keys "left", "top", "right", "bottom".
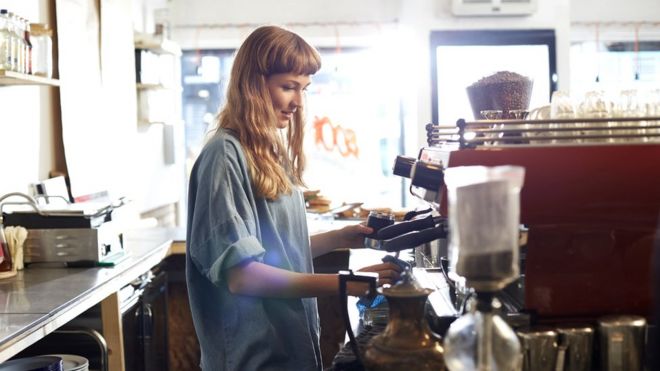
{"left": 187, "top": 136, "right": 265, "bottom": 286}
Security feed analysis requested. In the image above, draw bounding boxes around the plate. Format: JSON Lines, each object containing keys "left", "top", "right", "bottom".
{"left": 0, "top": 356, "right": 63, "bottom": 371}
{"left": 49, "top": 355, "right": 88, "bottom": 371}
{"left": 330, "top": 202, "right": 363, "bottom": 217}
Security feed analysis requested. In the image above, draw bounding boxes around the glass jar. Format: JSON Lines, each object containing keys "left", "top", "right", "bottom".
{"left": 444, "top": 165, "right": 525, "bottom": 292}
{"left": 444, "top": 295, "right": 522, "bottom": 371}
{"left": 29, "top": 23, "right": 52, "bottom": 78}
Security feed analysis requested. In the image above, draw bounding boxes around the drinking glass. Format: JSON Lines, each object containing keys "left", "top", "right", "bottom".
{"left": 480, "top": 110, "right": 503, "bottom": 145}
{"left": 618, "top": 89, "right": 648, "bottom": 142}
{"left": 577, "top": 90, "right": 611, "bottom": 142}
{"left": 550, "top": 91, "right": 576, "bottom": 143}
{"left": 646, "top": 89, "right": 660, "bottom": 137}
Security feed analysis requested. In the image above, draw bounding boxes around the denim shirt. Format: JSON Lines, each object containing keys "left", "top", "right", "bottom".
{"left": 186, "top": 130, "right": 321, "bottom": 370}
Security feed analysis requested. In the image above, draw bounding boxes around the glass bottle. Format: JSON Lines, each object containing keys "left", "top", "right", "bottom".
{"left": 0, "top": 9, "right": 9, "bottom": 70}
{"left": 444, "top": 294, "right": 522, "bottom": 371}
{"left": 8, "top": 12, "right": 20, "bottom": 72}
{"left": 30, "top": 23, "right": 52, "bottom": 78}
{"left": 15, "top": 15, "right": 25, "bottom": 73}
{"left": 22, "top": 18, "right": 31, "bottom": 74}
{"left": 6, "top": 11, "right": 16, "bottom": 71}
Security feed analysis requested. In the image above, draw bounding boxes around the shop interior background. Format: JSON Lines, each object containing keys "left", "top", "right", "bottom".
{"left": 0, "top": 0, "right": 658, "bottom": 227}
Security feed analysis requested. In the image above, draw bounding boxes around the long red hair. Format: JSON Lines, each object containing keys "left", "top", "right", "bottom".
{"left": 217, "top": 25, "right": 321, "bottom": 200}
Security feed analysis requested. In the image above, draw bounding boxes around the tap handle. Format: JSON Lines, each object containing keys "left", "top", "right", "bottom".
{"left": 403, "top": 207, "right": 433, "bottom": 221}
{"left": 381, "top": 224, "right": 447, "bottom": 252}
{"left": 375, "top": 214, "right": 436, "bottom": 240}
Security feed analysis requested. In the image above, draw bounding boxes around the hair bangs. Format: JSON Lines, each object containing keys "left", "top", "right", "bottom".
{"left": 267, "top": 37, "right": 321, "bottom": 76}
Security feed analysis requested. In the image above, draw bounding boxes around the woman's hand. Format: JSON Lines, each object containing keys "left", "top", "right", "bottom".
{"left": 336, "top": 223, "right": 373, "bottom": 250}
{"left": 346, "top": 262, "right": 403, "bottom": 296}
{"left": 310, "top": 223, "right": 373, "bottom": 257}
{"left": 358, "top": 262, "right": 402, "bottom": 287}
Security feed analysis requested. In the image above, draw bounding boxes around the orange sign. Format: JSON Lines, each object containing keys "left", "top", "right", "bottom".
{"left": 313, "top": 116, "right": 359, "bottom": 158}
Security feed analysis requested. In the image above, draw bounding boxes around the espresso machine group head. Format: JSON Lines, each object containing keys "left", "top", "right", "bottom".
{"left": 363, "top": 211, "right": 446, "bottom": 253}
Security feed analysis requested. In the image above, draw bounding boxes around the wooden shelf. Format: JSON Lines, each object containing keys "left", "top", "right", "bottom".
{"left": 0, "top": 70, "right": 60, "bottom": 86}
{"left": 134, "top": 33, "right": 181, "bottom": 56}
{"left": 138, "top": 119, "right": 167, "bottom": 126}
{"left": 137, "top": 82, "right": 166, "bottom": 90}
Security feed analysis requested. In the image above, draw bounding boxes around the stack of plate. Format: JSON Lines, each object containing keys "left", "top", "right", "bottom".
{"left": 0, "top": 356, "right": 63, "bottom": 371}
{"left": 50, "top": 355, "right": 88, "bottom": 371}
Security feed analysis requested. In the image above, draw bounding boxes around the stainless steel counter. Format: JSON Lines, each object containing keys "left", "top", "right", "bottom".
{"left": 0, "top": 227, "right": 182, "bottom": 364}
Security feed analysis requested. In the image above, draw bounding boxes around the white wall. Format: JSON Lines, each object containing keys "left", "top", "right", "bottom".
{"left": 571, "top": 0, "right": 660, "bottom": 22}
{"left": 571, "top": 0, "right": 660, "bottom": 41}
{"left": 167, "top": 0, "right": 402, "bottom": 49}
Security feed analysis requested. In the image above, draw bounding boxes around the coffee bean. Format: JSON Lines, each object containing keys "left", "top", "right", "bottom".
{"left": 467, "top": 71, "right": 533, "bottom": 120}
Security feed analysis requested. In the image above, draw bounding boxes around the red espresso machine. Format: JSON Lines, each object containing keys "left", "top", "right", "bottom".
{"left": 418, "top": 116, "right": 660, "bottom": 321}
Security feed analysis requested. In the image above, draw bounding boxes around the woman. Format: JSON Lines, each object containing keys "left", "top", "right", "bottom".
{"left": 186, "top": 25, "right": 401, "bottom": 371}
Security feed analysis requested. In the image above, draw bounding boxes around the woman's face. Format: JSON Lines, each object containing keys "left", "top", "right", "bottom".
{"left": 266, "top": 73, "right": 311, "bottom": 129}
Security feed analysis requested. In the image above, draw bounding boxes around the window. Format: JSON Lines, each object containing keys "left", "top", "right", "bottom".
{"left": 180, "top": 50, "right": 234, "bottom": 177}
{"left": 570, "top": 40, "right": 660, "bottom": 96}
{"left": 304, "top": 48, "right": 406, "bottom": 208}
{"left": 181, "top": 47, "right": 407, "bottom": 208}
